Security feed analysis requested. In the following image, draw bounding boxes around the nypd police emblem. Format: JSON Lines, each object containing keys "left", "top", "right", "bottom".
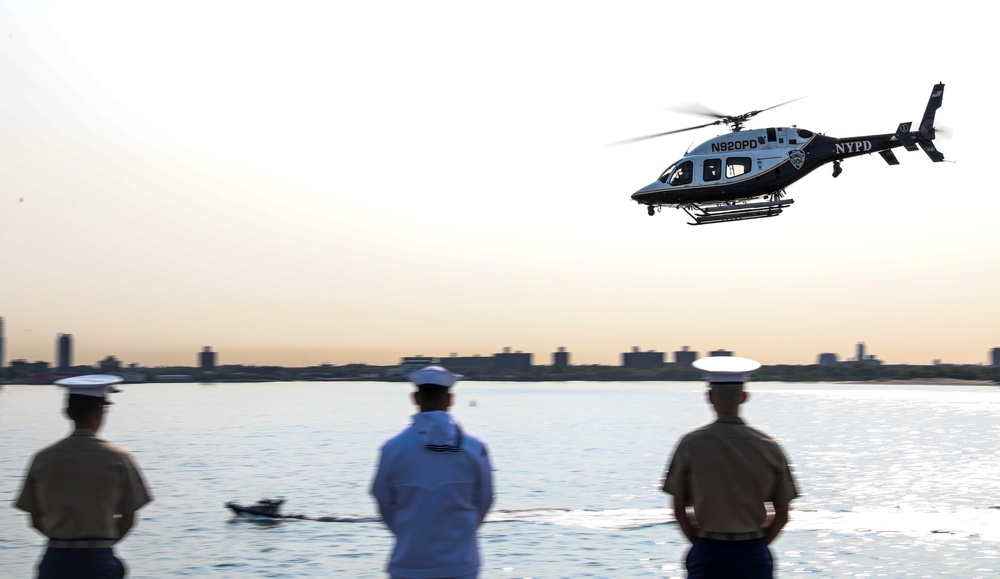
{"left": 788, "top": 149, "right": 805, "bottom": 170}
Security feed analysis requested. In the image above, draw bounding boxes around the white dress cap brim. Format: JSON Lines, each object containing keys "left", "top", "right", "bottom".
{"left": 692, "top": 356, "right": 761, "bottom": 383}
{"left": 408, "top": 366, "right": 464, "bottom": 387}
{"left": 55, "top": 374, "right": 124, "bottom": 398}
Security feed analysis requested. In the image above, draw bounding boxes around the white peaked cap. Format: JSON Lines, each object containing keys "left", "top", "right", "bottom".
{"left": 409, "top": 366, "right": 464, "bottom": 387}
{"left": 55, "top": 374, "right": 123, "bottom": 398}
{"left": 692, "top": 356, "right": 761, "bottom": 383}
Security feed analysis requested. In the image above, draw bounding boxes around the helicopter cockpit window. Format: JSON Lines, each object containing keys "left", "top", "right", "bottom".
{"left": 658, "top": 162, "right": 678, "bottom": 183}
{"left": 726, "top": 157, "right": 752, "bottom": 178}
{"left": 703, "top": 158, "right": 722, "bottom": 182}
{"left": 669, "top": 160, "right": 693, "bottom": 186}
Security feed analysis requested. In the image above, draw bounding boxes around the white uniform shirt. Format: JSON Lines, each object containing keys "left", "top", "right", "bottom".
{"left": 371, "top": 411, "right": 493, "bottom": 579}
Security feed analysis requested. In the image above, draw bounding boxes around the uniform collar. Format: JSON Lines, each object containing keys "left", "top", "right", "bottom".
{"left": 71, "top": 428, "right": 97, "bottom": 437}
{"left": 715, "top": 416, "right": 745, "bottom": 425}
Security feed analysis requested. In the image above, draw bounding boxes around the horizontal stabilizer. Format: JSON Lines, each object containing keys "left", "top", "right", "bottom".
{"left": 879, "top": 150, "right": 900, "bottom": 165}
{"left": 918, "top": 140, "right": 945, "bottom": 162}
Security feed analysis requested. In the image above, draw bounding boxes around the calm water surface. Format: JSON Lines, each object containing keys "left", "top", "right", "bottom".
{"left": 1, "top": 381, "right": 998, "bottom": 578}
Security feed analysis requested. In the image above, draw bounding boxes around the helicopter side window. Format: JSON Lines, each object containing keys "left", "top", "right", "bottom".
{"left": 669, "top": 161, "right": 693, "bottom": 186}
{"left": 703, "top": 158, "right": 722, "bottom": 182}
{"left": 726, "top": 157, "right": 752, "bottom": 178}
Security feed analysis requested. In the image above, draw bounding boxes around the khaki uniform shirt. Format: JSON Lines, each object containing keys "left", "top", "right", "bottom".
{"left": 663, "top": 416, "right": 797, "bottom": 534}
{"left": 14, "top": 429, "right": 152, "bottom": 540}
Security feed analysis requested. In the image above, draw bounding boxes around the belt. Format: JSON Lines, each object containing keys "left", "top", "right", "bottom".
{"left": 48, "top": 538, "right": 117, "bottom": 549}
{"left": 695, "top": 529, "right": 766, "bottom": 541}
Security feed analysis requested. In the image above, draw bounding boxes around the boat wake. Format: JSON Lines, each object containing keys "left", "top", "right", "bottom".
{"left": 228, "top": 503, "right": 1000, "bottom": 541}
{"left": 486, "top": 508, "right": 671, "bottom": 530}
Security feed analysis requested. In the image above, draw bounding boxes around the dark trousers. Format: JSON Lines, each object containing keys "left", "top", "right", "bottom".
{"left": 38, "top": 548, "right": 126, "bottom": 579}
{"left": 685, "top": 538, "right": 773, "bottom": 579}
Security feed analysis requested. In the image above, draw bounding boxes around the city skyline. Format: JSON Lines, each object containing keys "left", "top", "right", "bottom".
{"left": 2, "top": 3, "right": 997, "bottom": 368}
{"left": 1, "top": 324, "right": 997, "bottom": 368}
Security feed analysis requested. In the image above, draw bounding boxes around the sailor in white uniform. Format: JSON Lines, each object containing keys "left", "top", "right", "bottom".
{"left": 371, "top": 366, "right": 494, "bottom": 579}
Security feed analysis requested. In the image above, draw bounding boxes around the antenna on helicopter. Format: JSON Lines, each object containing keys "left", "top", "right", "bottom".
{"left": 611, "top": 96, "right": 806, "bottom": 145}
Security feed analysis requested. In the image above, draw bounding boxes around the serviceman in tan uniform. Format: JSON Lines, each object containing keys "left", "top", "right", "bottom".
{"left": 14, "top": 374, "right": 152, "bottom": 579}
{"left": 663, "top": 357, "right": 797, "bottom": 579}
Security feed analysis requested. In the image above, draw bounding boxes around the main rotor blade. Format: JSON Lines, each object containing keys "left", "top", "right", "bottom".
{"left": 668, "top": 102, "right": 730, "bottom": 120}
{"left": 610, "top": 120, "right": 721, "bottom": 146}
{"left": 747, "top": 96, "right": 807, "bottom": 117}
{"left": 673, "top": 96, "right": 807, "bottom": 123}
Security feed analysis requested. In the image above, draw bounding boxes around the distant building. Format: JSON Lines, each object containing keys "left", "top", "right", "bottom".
{"left": 383, "top": 355, "right": 441, "bottom": 380}
{"left": 991, "top": 348, "right": 1000, "bottom": 367}
{"left": 622, "top": 346, "right": 664, "bottom": 369}
{"left": 57, "top": 333, "right": 73, "bottom": 370}
{"left": 442, "top": 354, "right": 494, "bottom": 370}
{"left": 674, "top": 346, "right": 697, "bottom": 366}
{"left": 0, "top": 316, "right": 5, "bottom": 368}
{"left": 200, "top": 346, "right": 217, "bottom": 371}
{"left": 400, "top": 356, "right": 436, "bottom": 373}
{"left": 11, "top": 359, "right": 49, "bottom": 373}
{"left": 709, "top": 349, "right": 733, "bottom": 357}
{"left": 494, "top": 347, "right": 532, "bottom": 371}
{"left": 552, "top": 347, "right": 570, "bottom": 367}
{"left": 98, "top": 356, "right": 122, "bottom": 372}
{"left": 817, "top": 353, "right": 839, "bottom": 365}
{"left": 854, "top": 342, "right": 882, "bottom": 365}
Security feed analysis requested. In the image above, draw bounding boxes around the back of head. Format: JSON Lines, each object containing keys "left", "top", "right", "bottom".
{"left": 416, "top": 384, "right": 451, "bottom": 410}
{"left": 693, "top": 357, "right": 760, "bottom": 415}
{"left": 709, "top": 381, "right": 745, "bottom": 403}
{"left": 66, "top": 394, "right": 105, "bottom": 423}
{"left": 409, "top": 366, "right": 463, "bottom": 412}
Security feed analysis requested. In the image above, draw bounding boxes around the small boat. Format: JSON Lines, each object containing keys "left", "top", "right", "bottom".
{"left": 226, "top": 498, "right": 300, "bottom": 519}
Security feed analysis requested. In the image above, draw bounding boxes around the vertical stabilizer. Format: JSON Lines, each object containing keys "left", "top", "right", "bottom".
{"left": 919, "top": 83, "right": 944, "bottom": 142}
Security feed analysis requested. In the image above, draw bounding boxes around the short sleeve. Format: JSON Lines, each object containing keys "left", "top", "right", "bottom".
{"left": 13, "top": 458, "right": 38, "bottom": 514}
{"left": 119, "top": 454, "right": 152, "bottom": 514}
{"left": 770, "top": 446, "right": 798, "bottom": 507}
{"left": 662, "top": 441, "right": 690, "bottom": 501}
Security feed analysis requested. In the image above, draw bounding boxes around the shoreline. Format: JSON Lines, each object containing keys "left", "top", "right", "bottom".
{"left": 834, "top": 378, "right": 999, "bottom": 387}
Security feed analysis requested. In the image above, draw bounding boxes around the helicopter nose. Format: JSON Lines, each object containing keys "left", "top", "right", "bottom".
{"left": 631, "top": 181, "right": 666, "bottom": 201}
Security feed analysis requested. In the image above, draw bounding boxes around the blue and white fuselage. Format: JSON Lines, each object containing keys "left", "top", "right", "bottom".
{"left": 630, "top": 84, "right": 945, "bottom": 224}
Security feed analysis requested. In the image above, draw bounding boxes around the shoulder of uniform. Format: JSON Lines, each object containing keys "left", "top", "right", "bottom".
{"left": 458, "top": 433, "right": 487, "bottom": 457}
{"left": 380, "top": 428, "right": 418, "bottom": 451}
{"left": 741, "top": 424, "right": 778, "bottom": 442}
{"left": 680, "top": 423, "right": 717, "bottom": 441}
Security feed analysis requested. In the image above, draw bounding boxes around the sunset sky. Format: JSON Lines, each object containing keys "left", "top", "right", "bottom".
{"left": 2, "top": 1, "right": 997, "bottom": 367}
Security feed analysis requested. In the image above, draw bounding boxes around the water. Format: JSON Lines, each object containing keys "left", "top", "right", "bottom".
{"left": 2, "top": 381, "right": 998, "bottom": 578}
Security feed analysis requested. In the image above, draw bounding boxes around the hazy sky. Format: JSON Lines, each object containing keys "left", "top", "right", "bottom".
{"left": 2, "top": 1, "right": 996, "bottom": 367}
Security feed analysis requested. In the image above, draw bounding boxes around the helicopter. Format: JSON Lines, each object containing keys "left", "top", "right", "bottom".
{"left": 622, "top": 83, "right": 945, "bottom": 225}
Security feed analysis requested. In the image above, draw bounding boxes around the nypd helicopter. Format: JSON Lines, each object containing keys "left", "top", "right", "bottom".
{"left": 621, "top": 83, "right": 945, "bottom": 225}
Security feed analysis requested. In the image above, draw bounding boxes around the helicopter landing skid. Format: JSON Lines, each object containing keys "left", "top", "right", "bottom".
{"left": 682, "top": 198, "right": 795, "bottom": 226}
